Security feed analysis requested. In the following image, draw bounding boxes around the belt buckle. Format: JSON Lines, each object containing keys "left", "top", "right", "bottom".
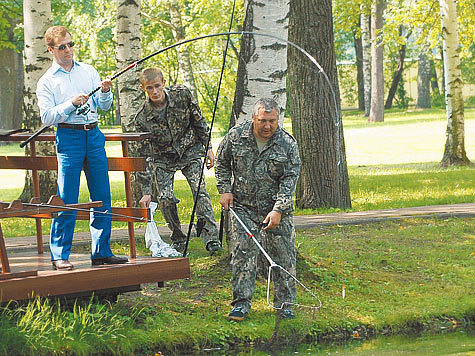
{"left": 84, "top": 124, "right": 91, "bottom": 131}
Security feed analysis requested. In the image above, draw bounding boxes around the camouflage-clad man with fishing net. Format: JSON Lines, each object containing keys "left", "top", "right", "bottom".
{"left": 126, "top": 67, "right": 220, "bottom": 254}
{"left": 215, "top": 98, "right": 301, "bottom": 321}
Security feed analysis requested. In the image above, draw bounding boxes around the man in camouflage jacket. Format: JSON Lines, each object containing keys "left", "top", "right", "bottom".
{"left": 215, "top": 98, "right": 301, "bottom": 321}
{"left": 126, "top": 67, "right": 220, "bottom": 253}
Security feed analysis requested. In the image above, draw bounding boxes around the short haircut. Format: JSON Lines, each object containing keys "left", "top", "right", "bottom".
{"left": 140, "top": 68, "right": 164, "bottom": 85}
{"left": 252, "top": 98, "right": 279, "bottom": 118}
{"left": 44, "top": 26, "right": 70, "bottom": 47}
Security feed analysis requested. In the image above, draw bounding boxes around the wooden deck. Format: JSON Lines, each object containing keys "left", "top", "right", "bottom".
{"left": 0, "top": 250, "right": 189, "bottom": 302}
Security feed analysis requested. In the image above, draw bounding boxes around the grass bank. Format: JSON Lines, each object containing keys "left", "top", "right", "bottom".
{"left": 1, "top": 216, "right": 473, "bottom": 355}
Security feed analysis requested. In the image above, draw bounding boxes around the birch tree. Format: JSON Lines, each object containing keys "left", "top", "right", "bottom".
{"left": 288, "top": 0, "right": 351, "bottom": 209}
{"left": 368, "top": 0, "right": 385, "bottom": 122}
{"left": 116, "top": 0, "right": 143, "bottom": 203}
{"left": 20, "top": 0, "right": 57, "bottom": 202}
{"left": 439, "top": 0, "right": 470, "bottom": 166}
{"left": 361, "top": 11, "right": 371, "bottom": 116}
{"left": 230, "top": 0, "right": 289, "bottom": 127}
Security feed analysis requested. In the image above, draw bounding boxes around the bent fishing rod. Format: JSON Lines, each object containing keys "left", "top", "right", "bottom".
{"left": 20, "top": 31, "right": 339, "bottom": 149}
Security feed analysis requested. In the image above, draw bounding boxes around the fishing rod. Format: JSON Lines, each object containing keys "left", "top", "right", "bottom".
{"left": 20, "top": 31, "right": 339, "bottom": 149}
{"left": 22, "top": 201, "right": 152, "bottom": 223}
{"left": 229, "top": 207, "right": 322, "bottom": 311}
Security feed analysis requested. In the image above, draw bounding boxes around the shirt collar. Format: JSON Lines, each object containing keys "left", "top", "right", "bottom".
{"left": 51, "top": 59, "right": 80, "bottom": 74}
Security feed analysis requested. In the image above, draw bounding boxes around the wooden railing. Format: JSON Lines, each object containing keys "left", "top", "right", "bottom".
{"left": 0, "top": 131, "right": 152, "bottom": 258}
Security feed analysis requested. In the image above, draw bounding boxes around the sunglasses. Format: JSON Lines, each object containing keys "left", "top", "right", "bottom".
{"left": 52, "top": 41, "right": 75, "bottom": 51}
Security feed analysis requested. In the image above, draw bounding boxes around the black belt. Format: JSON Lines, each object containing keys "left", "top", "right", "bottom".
{"left": 58, "top": 122, "right": 98, "bottom": 131}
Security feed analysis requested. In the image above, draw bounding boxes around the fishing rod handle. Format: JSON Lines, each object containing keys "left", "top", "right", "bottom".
{"left": 19, "top": 125, "right": 51, "bottom": 148}
{"left": 86, "top": 61, "right": 138, "bottom": 98}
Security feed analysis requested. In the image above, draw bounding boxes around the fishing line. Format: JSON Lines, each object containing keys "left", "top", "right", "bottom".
{"left": 229, "top": 207, "right": 322, "bottom": 311}
{"left": 182, "top": 0, "right": 237, "bottom": 257}
{"left": 21, "top": 32, "right": 339, "bottom": 148}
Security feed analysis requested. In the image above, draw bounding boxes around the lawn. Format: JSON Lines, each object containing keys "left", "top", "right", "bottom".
{"left": 0, "top": 107, "right": 473, "bottom": 237}
{"left": 1, "top": 216, "right": 473, "bottom": 355}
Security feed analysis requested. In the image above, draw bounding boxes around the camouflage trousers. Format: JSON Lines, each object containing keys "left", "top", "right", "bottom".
{"left": 152, "top": 158, "right": 218, "bottom": 246}
{"left": 228, "top": 206, "right": 296, "bottom": 314}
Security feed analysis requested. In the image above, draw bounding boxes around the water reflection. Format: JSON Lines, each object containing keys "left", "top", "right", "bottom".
{"left": 194, "top": 329, "right": 474, "bottom": 355}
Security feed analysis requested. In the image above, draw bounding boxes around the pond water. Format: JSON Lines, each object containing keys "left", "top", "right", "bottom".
{"left": 195, "top": 328, "right": 474, "bottom": 355}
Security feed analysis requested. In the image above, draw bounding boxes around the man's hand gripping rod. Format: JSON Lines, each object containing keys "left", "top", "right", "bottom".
{"left": 228, "top": 207, "right": 322, "bottom": 311}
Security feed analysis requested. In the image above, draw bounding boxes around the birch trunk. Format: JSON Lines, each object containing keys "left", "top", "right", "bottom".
{"left": 231, "top": 0, "right": 289, "bottom": 127}
{"left": 368, "top": 0, "right": 384, "bottom": 122}
{"left": 20, "top": 0, "right": 57, "bottom": 202}
{"left": 361, "top": 12, "right": 371, "bottom": 116}
{"left": 288, "top": 0, "right": 351, "bottom": 210}
{"left": 116, "top": 0, "right": 143, "bottom": 204}
{"left": 439, "top": 0, "right": 470, "bottom": 166}
{"left": 169, "top": 0, "right": 198, "bottom": 100}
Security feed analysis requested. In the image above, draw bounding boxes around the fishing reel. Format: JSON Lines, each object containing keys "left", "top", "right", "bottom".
{"left": 76, "top": 103, "right": 91, "bottom": 116}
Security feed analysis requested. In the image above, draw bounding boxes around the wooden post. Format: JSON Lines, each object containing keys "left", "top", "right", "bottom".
{"left": 0, "top": 223, "right": 11, "bottom": 273}
{"left": 30, "top": 141, "right": 44, "bottom": 254}
{"left": 121, "top": 141, "right": 136, "bottom": 259}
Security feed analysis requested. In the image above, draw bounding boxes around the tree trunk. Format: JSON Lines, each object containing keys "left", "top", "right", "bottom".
{"left": 230, "top": 0, "right": 289, "bottom": 127}
{"left": 430, "top": 59, "right": 440, "bottom": 94}
{"left": 116, "top": 0, "right": 144, "bottom": 205}
{"left": 417, "top": 50, "right": 431, "bottom": 108}
{"left": 353, "top": 21, "right": 365, "bottom": 111}
{"left": 439, "top": 0, "right": 470, "bottom": 166}
{"left": 0, "top": 15, "right": 23, "bottom": 137}
{"left": 288, "top": 0, "right": 351, "bottom": 209}
{"left": 368, "top": 0, "right": 384, "bottom": 122}
{"left": 20, "top": 0, "right": 57, "bottom": 202}
{"left": 384, "top": 26, "right": 406, "bottom": 109}
{"left": 361, "top": 12, "right": 371, "bottom": 116}
{"left": 0, "top": 49, "right": 23, "bottom": 132}
{"left": 168, "top": 0, "right": 198, "bottom": 100}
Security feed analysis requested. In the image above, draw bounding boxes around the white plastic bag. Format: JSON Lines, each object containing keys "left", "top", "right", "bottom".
{"left": 145, "top": 202, "right": 181, "bottom": 258}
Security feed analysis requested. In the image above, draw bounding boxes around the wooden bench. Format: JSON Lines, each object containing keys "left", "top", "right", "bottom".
{"left": 0, "top": 131, "right": 152, "bottom": 258}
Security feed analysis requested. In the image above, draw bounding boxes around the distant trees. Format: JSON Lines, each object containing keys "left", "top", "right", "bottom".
{"left": 368, "top": 0, "right": 385, "bottom": 122}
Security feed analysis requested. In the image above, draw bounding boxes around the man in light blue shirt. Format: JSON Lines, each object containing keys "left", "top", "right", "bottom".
{"left": 37, "top": 25, "right": 128, "bottom": 270}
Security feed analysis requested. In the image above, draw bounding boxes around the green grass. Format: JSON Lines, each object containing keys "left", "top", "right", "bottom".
{"left": 1, "top": 216, "right": 473, "bottom": 355}
{"left": 1, "top": 108, "right": 473, "bottom": 237}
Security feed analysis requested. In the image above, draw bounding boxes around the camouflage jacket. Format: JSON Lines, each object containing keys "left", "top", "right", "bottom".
{"left": 126, "top": 85, "right": 211, "bottom": 195}
{"left": 215, "top": 120, "right": 300, "bottom": 216}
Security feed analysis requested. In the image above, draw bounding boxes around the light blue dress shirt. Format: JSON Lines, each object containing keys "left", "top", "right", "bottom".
{"left": 36, "top": 60, "right": 113, "bottom": 126}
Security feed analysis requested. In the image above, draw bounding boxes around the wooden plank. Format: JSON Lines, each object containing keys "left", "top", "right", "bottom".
{"left": 0, "top": 258, "right": 190, "bottom": 302}
{"left": 0, "top": 156, "right": 146, "bottom": 172}
{"left": 0, "top": 200, "right": 103, "bottom": 219}
{"left": 2, "top": 132, "right": 152, "bottom": 142}
{"left": 25, "top": 207, "right": 150, "bottom": 222}
{"left": 0, "top": 270, "right": 38, "bottom": 280}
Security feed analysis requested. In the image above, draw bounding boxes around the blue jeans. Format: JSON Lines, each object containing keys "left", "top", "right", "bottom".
{"left": 50, "top": 126, "right": 113, "bottom": 260}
